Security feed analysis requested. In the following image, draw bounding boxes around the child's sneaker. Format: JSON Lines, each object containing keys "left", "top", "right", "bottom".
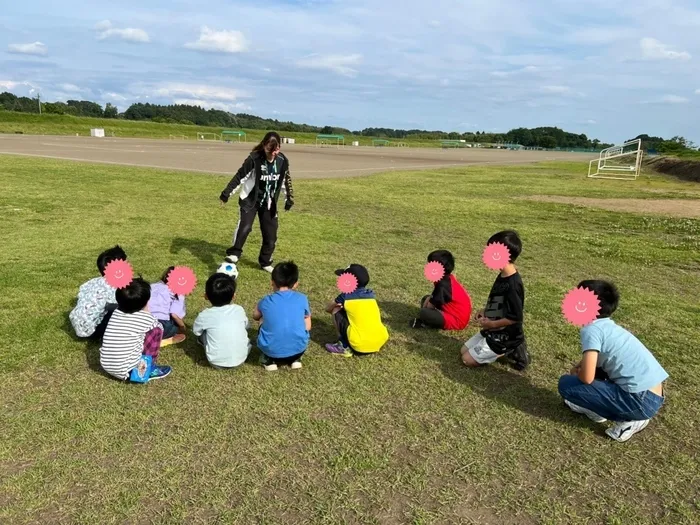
{"left": 605, "top": 419, "right": 650, "bottom": 442}
{"left": 261, "top": 265, "right": 274, "bottom": 274}
{"left": 325, "top": 342, "right": 352, "bottom": 358}
{"left": 260, "top": 354, "right": 278, "bottom": 371}
{"left": 225, "top": 255, "right": 239, "bottom": 264}
{"left": 148, "top": 365, "right": 172, "bottom": 381}
{"left": 290, "top": 360, "right": 303, "bottom": 370}
{"left": 564, "top": 400, "right": 607, "bottom": 423}
{"left": 409, "top": 318, "right": 426, "bottom": 329}
{"left": 507, "top": 341, "right": 530, "bottom": 371}
{"left": 160, "top": 333, "right": 186, "bottom": 348}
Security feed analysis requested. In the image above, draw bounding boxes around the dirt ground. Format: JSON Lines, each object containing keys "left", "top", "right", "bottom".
{"left": 525, "top": 195, "right": 700, "bottom": 218}
{"left": 0, "top": 134, "right": 596, "bottom": 179}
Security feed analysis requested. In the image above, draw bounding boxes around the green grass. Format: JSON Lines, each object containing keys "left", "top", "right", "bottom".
{"left": 0, "top": 111, "right": 447, "bottom": 147}
{"left": 1, "top": 156, "right": 699, "bottom": 524}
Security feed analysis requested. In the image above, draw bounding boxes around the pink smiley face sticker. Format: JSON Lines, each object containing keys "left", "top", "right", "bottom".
{"left": 482, "top": 242, "right": 511, "bottom": 271}
{"left": 104, "top": 259, "right": 134, "bottom": 289}
{"left": 561, "top": 287, "right": 601, "bottom": 327}
{"left": 337, "top": 272, "right": 358, "bottom": 294}
{"left": 424, "top": 261, "right": 445, "bottom": 283}
{"left": 167, "top": 266, "right": 197, "bottom": 296}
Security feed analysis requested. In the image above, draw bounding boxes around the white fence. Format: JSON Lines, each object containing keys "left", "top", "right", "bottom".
{"left": 588, "top": 139, "right": 643, "bottom": 180}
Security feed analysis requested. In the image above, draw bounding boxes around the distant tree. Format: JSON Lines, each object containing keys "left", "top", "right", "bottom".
{"left": 539, "top": 135, "right": 557, "bottom": 149}
{"left": 104, "top": 103, "right": 118, "bottom": 119}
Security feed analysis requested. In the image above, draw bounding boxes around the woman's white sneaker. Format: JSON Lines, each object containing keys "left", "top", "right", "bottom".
{"left": 605, "top": 420, "right": 650, "bottom": 442}
{"left": 564, "top": 400, "right": 607, "bottom": 423}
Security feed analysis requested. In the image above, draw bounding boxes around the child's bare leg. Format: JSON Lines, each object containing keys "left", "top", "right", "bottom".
{"left": 461, "top": 344, "right": 481, "bottom": 368}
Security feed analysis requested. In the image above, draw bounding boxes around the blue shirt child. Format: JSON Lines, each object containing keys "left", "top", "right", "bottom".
{"left": 257, "top": 290, "right": 311, "bottom": 358}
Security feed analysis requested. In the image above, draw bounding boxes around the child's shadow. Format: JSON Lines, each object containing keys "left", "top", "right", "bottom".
{"left": 379, "top": 300, "right": 593, "bottom": 429}
{"left": 309, "top": 316, "right": 336, "bottom": 348}
{"left": 170, "top": 238, "right": 228, "bottom": 273}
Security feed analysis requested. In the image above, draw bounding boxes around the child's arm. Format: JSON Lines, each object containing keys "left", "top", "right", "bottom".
{"left": 305, "top": 315, "right": 312, "bottom": 331}
{"left": 171, "top": 314, "right": 186, "bottom": 333}
{"left": 253, "top": 306, "right": 263, "bottom": 322}
{"left": 478, "top": 317, "right": 516, "bottom": 330}
{"left": 571, "top": 351, "right": 598, "bottom": 384}
{"left": 220, "top": 156, "right": 255, "bottom": 203}
{"left": 192, "top": 314, "right": 204, "bottom": 336}
{"left": 325, "top": 301, "right": 341, "bottom": 313}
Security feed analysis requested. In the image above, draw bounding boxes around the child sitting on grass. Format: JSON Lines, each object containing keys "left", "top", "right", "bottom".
{"left": 559, "top": 280, "right": 668, "bottom": 443}
{"left": 70, "top": 245, "right": 126, "bottom": 340}
{"left": 253, "top": 261, "right": 311, "bottom": 371}
{"left": 461, "top": 231, "right": 530, "bottom": 370}
{"left": 325, "top": 264, "right": 389, "bottom": 357}
{"left": 100, "top": 277, "right": 172, "bottom": 382}
{"left": 193, "top": 273, "right": 251, "bottom": 369}
{"left": 410, "top": 250, "right": 472, "bottom": 331}
{"left": 148, "top": 266, "right": 187, "bottom": 345}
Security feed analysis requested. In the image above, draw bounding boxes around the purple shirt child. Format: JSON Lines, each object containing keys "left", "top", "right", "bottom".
{"left": 148, "top": 282, "right": 186, "bottom": 323}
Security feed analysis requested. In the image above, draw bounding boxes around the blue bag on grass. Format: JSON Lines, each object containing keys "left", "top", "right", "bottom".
{"left": 129, "top": 355, "right": 153, "bottom": 383}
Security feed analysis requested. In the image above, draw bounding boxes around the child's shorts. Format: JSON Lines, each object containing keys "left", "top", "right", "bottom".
{"left": 464, "top": 333, "right": 500, "bottom": 365}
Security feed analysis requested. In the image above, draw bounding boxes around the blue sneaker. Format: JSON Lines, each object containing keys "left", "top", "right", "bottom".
{"left": 148, "top": 365, "right": 172, "bottom": 381}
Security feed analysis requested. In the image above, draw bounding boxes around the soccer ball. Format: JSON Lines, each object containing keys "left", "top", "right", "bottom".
{"left": 217, "top": 261, "right": 239, "bottom": 279}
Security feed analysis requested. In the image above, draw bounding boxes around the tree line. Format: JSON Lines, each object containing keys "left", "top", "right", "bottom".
{"left": 3, "top": 90, "right": 696, "bottom": 152}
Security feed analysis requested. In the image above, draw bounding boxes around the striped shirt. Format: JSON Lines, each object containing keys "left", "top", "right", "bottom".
{"left": 100, "top": 309, "right": 160, "bottom": 380}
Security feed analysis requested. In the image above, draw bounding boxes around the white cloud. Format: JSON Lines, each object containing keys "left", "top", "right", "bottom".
{"left": 0, "top": 80, "right": 20, "bottom": 90}
{"left": 570, "top": 27, "right": 635, "bottom": 45}
{"left": 95, "top": 20, "right": 150, "bottom": 43}
{"left": 59, "top": 83, "right": 86, "bottom": 93}
{"left": 541, "top": 85, "right": 571, "bottom": 94}
{"left": 640, "top": 38, "right": 691, "bottom": 61}
{"left": 296, "top": 53, "right": 363, "bottom": 77}
{"left": 8, "top": 42, "right": 48, "bottom": 56}
{"left": 661, "top": 95, "right": 689, "bottom": 104}
{"left": 152, "top": 83, "right": 249, "bottom": 103}
{"left": 184, "top": 27, "right": 248, "bottom": 54}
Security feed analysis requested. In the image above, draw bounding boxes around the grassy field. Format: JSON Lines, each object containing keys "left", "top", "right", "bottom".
{"left": 0, "top": 111, "right": 448, "bottom": 147}
{"left": 1, "top": 155, "right": 699, "bottom": 524}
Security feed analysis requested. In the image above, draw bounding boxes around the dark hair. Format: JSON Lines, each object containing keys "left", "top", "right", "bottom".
{"left": 97, "top": 245, "right": 127, "bottom": 276}
{"left": 115, "top": 277, "right": 151, "bottom": 314}
{"left": 205, "top": 273, "right": 236, "bottom": 307}
{"left": 272, "top": 261, "right": 299, "bottom": 288}
{"left": 252, "top": 131, "right": 281, "bottom": 157}
{"left": 160, "top": 266, "right": 180, "bottom": 300}
{"left": 487, "top": 230, "right": 522, "bottom": 262}
{"left": 578, "top": 280, "right": 619, "bottom": 318}
{"left": 428, "top": 250, "right": 455, "bottom": 275}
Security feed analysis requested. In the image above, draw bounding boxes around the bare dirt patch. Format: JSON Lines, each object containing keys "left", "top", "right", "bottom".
{"left": 524, "top": 195, "right": 700, "bottom": 218}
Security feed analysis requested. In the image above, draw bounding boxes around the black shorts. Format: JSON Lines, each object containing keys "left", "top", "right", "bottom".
{"left": 333, "top": 310, "right": 373, "bottom": 356}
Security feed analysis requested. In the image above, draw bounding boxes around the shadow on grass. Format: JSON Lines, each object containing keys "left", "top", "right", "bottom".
{"left": 170, "top": 237, "right": 228, "bottom": 272}
{"left": 379, "top": 300, "right": 595, "bottom": 430}
{"left": 309, "top": 316, "right": 337, "bottom": 348}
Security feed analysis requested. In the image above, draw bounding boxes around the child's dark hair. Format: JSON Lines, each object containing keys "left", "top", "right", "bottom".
{"left": 97, "top": 245, "right": 127, "bottom": 276}
{"left": 428, "top": 250, "right": 455, "bottom": 275}
{"left": 488, "top": 230, "right": 522, "bottom": 262}
{"left": 578, "top": 280, "right": 619, "bottom": 318}
{"left": 115, "top": 277, "right": 151, "bottom": 314}
{"left": 206, "top": 273, "right": 236, "bottom": 307}
{"left": 272, "top": 261, "right": 299, "bottom": 288}
{"left": 160, "top": 266, "right": 179, "bottom": 299}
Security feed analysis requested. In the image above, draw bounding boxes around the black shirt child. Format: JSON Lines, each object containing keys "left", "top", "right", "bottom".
{"left": 481, "top": 272, "right": 525, "bottom": 355}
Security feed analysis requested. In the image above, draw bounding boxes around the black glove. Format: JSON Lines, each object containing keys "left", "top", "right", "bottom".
{"left": 284, "top": 200, "right": 294, "bottom": 211}
{"left": 220, "top": 192, "right": 229, "bottom": 204}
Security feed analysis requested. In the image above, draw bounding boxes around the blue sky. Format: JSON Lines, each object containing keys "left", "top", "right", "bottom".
{"left": 1, "top": 0, "right": 699, "bottom": 143}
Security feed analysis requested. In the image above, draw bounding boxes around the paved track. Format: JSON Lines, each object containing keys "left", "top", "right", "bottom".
{"left": 0, "top": 134, "right": 597, "bottom": 179}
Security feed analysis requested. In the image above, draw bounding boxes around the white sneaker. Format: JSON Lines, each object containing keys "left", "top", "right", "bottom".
{"left": 565, "top": 400, "right": 607, "bottom": 423}
{"left": 605, "top": 420, "right": 650, "bottom": 442}
{"left": 225, "top": 255, "right": 239, "bottom": 264}
{"left": 261, "top": 265, "right": 274, "bottom": 273}
{"left": 290, "top": 360, "right": 302, "bottom": 370}
{"left": 263, "top": 363, "right": 278, "bottom": 372}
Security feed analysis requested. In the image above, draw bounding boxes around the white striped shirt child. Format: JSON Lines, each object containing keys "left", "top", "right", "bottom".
{"left": 100, "top": 309, "right": 160, "bottom": 380}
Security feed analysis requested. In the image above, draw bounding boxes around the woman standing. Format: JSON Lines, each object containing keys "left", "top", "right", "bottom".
{"left": 220, "top": 132, "right": 294, "bottom": 273}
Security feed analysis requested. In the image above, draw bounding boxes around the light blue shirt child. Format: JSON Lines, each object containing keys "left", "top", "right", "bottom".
{"left": 193, "top": 304, "right": 250, "bottom": 368}
{"left": 581, "top": 318, "right": 668, "bottom": 393}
